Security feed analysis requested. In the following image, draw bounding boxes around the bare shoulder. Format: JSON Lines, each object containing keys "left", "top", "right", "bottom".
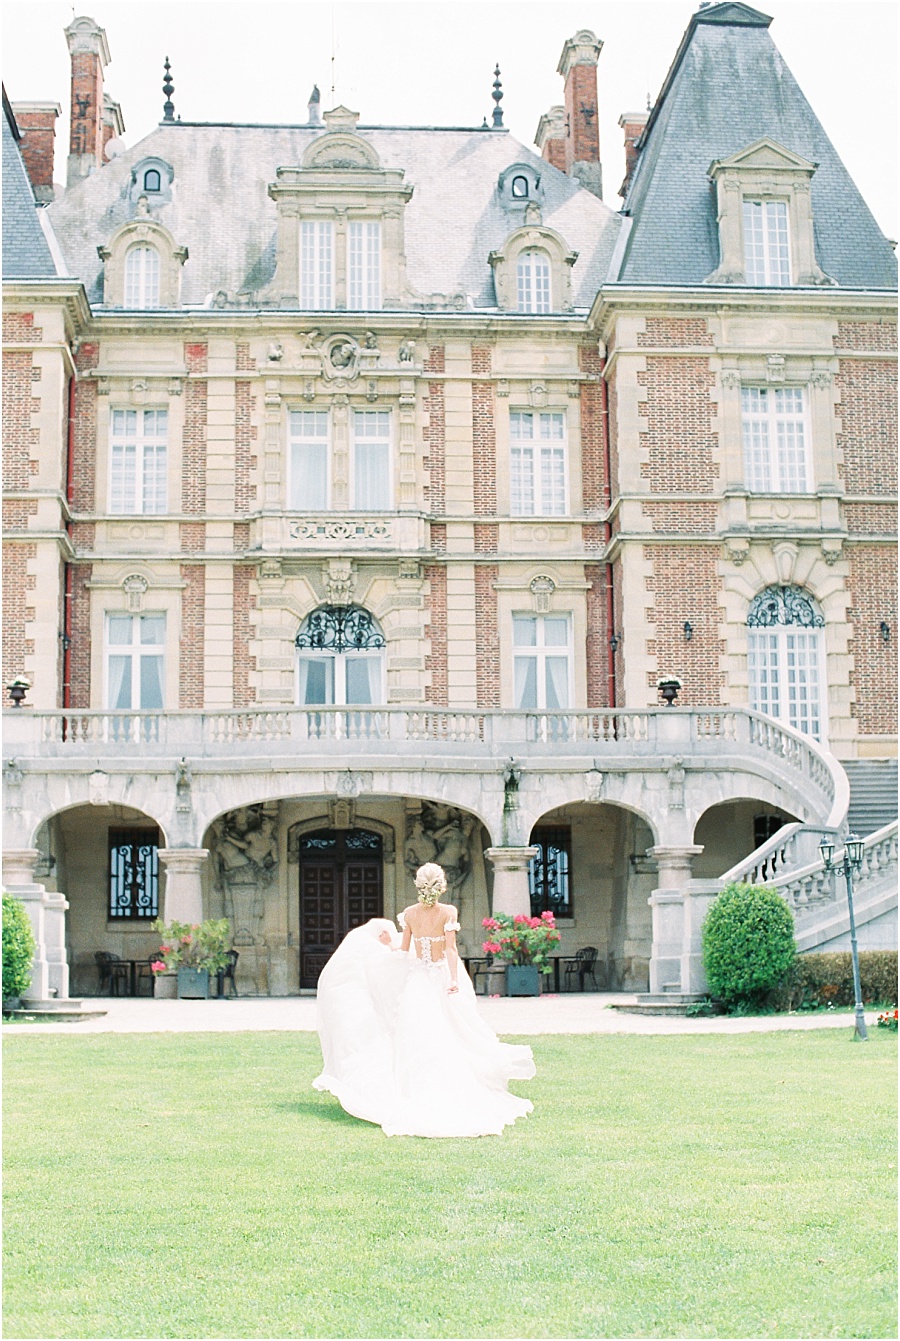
{"left": 441, "top": 902, "right": 459, "bottom": 920}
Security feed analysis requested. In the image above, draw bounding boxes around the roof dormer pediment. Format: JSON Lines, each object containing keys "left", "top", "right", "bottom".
{"left": 709, "top": 137, "right": 817, "bottom": 179}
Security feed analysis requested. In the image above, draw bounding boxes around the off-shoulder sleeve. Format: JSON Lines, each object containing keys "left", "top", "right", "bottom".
{"left": 444, "top": 919, "right": 461, "bottom": 932}
{"left": 397, "top": 910, "right": 407, "bottom": 930}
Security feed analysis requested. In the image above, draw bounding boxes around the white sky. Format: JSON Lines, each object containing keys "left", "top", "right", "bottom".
{"left": 3, "top": 0, "right": 897, "bottom": 238}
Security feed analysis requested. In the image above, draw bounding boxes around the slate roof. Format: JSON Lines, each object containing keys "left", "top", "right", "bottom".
{"left": 617, "top": 2, "right": 897, "bottom": 290}
{"left": 2, "top": 92, "right": 61, "bottom": 280}
{"left": 47, "top": 123, "right": 622, "bottom": 310}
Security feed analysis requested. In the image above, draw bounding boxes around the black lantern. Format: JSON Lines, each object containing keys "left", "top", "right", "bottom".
{"left": 683, "top": 621, "right": 693, "bottom": 641}
{"left": 818, "top": 831, "right": 867, "bottom": 1041}
{"left": 880, "top": 621, "right": 891, "bottom": 643}
{"left": 6, "top": 676, "right": 30, "bottom": 708}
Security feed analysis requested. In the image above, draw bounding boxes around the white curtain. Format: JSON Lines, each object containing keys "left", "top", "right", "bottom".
{"left": 544, "top": 656, "right": 569, "bottom": 710}
{"left": 292, "top": 440, "right": 328, "bottom": 510}
{"left": 139, "top": 654, "right": 164, "bottom": 710}
{"left": 345, "top": 654, "right": 381, "bottom": 705}
{"left": 354, "top": 440, "right": 390, "bottom": 510}
{"left": 107, "top": 654, "right": 130, "bottom": 710}
{"left": 299, "top": 656, "right": 332, "bottom": 705}
{"left": 514, "top": 657, "right": 537, "bottom": 710}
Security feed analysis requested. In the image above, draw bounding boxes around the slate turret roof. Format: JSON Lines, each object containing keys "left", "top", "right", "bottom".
{"left": 617, "top": 2, "right": 897, "bottom": 290}
{"left": 47, "top": 123, "right": 622, "bottom": 311}
{"left": 2, "top": 90, "right": 63, "bottom": 280}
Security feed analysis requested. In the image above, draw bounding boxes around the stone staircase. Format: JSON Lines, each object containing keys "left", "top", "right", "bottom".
{"left": 843, "top": 760, "right": 899, "bottom": 837}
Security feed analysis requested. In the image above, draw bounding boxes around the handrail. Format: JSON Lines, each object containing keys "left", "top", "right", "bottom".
{"left": 761, "top": 819, "right": 899, "bottom": 914}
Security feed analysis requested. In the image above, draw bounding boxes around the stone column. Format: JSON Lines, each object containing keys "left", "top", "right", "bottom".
{"left": 2, "top": 850, "right": 71, "bottom": 1001}
{"left": 484, "top": 847, "right": 538, "bottom": 919}
{"left": 158, "top": 848, "right": 208, "bottom": 924}
{"left": 646, "top": 845, "right": 703, "bottom": 994}
{"left": 681, "top": 880, "right": 720, "bottom": 996}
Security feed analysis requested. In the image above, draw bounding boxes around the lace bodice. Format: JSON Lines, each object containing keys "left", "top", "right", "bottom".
{"left": 399, "top": 909, "right": 460, "bottom": 965}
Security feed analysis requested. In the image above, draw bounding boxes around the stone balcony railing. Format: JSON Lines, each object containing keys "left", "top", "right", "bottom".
{"left": 4, "top": 705, "right": 843, "bottom": 819}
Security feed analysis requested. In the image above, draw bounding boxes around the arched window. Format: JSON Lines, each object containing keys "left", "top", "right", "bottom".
{"left": 511, "top": 174, "right": 530, "bottom": 199}
{"left": 747, "top": 585, "right": 825, "bottom": 739}
{"left": 143, "top": 168, "right": 162, "bottom": 193}
{"left": 124, "top": 245, "right": 161, "bottom": 308}
{"left": 295, "top": 605, "right": 385, "bottom": 706}
{"left": 516, "top": 249, "right": 551, "bottom": 313}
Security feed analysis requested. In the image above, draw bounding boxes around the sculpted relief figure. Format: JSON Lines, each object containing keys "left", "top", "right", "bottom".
{"left": 213, "top": 805, "right": 278, "bottom": 944}
{"left": 404, "top": 803, "right": 475, "bottom": 893}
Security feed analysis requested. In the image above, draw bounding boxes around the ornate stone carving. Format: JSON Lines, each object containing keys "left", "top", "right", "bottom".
{"left": 122, "top": 573, "right": 148, "bottom": 612}
{"left": 719, "top": 369, "right": 742, "bottom": 390}
{"left": 821, "top": 537, "right": 844, "bottom": 566}
{"left": 404, "top": 802, "right": 475, "bottom": 893}
{"left": 322, "top": 559, "right": 355, "bottom": 606}
{"left": 585, "top": 769, "right": 603, "bottom": 802}
{"left": 330, "top": 798, "right": 355, "bottom": 829}
{"left": 334, "top": 770, "right": 373, "bottom": 799}
{"left": 175, "top": 757, "right": 192, "bottom": 813}
{"left": 529, "top": 574, "right": 556, "bottom": 613}
{"left": 667, "top": 757, "right": 686, "bottom": 810}
{"left": 809, "top": 370, "right": 833, "bottom": 389}
{"left": 765, "top": 354, "right": 785, "bottom": 384}
{"left": 88, "top": 770, "right": 109, "bottom": 806}
{"left": 725, "top": 537, "right": 750, "bottom": 566}
{"left": 211, "top": 804, "right": 278, "bottom": 945}
{"left": 398, "top": 339, "right": 416, "bottom": 363}
{"left": 289, "top": 518, "right": 392, "bottom": 542}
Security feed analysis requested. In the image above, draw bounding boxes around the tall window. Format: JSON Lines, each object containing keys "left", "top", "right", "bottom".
{"left": 109, "top": 829, "right": 160, "bottom": 920}
{"left": 529, "top": 827, "right": 572, "bottom": 918}
{"left": 516, "top": 249, "right": 551, "bottom": 313}
{"left": 124, "top": 245, "right": 160, "bottom": 308}
{"left": 296, "top": 605, "right": 385, "bottom": 706}
{"left": 348, "top": 221, "right": 382, "bottom": 310}
{"left": 743, "top": 199, "right": 790, "bottom": 285}
{"left": 741, "top": 386, "right": 809, "bottom": 492}
{"left": 352, "top": 410, "right": 391, "bottom": 510}
{"left": 109, "top": 409, "right": 168, "bottom": 514}
{"left": 510, "top": 410, "right": 567, "bottom": 515}
{"left": 289, "top": 410, "right": 329, "bottom": 510}
{"left": 513, "top": 614, "right": 570, "bottom": 710}
{"left": 300, "top": 221, "right": 334, "bottom": 309}
{"left": 747, "top": 585, "right": 824, "bottom": 739}
{"left": 106, "top": 614, "right": 165, "bottom": 710}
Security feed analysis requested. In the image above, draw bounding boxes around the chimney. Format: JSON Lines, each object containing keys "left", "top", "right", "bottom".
{"left": 535, "top": 106, "right": 566, "bottom": 172}
{"left": 101, "top": 93, "right": 125, "bottom": 162}
{"left": 10, "top": 101, "right": 61, "bottom": 203}
{"left": 557, "top": 29, "right": 603, "bottom": 197}
{"left": 64, "top": 15, "right": 111, "bottom": 186}
{"left": 618, "top": 111, "right": 649, "bottom": 199}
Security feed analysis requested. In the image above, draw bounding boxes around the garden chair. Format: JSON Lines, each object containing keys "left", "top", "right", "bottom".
{"left": 216, "top": 950, "right": 239, "bottom": 998}
{"left": 135, "top": 955, "right": 159, "bottom": 997}
{"left": 94, "top": 951, "right": 130, "bottom": 996}
{"left": 563, "top": 946, "right": 600, "bottom": 992}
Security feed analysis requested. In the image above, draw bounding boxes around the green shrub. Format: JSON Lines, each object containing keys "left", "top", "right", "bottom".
{"left": 702, "top": 882, "right": 796, "bottom": 1009}
{"left": 2, "top": 893, "right": 36, "bottom": 1005}
{"left": 769, "top": 950, "right": 898, "bottom": 1011}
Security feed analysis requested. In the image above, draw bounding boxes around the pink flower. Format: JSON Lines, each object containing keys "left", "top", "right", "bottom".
{"left": 541, "top": 911, "right": 555, "bottom": 924}
{"left": 513, "top": 914, "right": 529, "bottom": 925}
{"left": 150, "top": 960, "right": 166, "bottom": 974}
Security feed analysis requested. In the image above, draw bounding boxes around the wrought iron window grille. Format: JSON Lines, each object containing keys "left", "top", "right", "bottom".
{"left": 746, "top": 584, "right": 824, "bottom": 628}
{"left": 295, "top": 605, "right": 386, "bottom": 654}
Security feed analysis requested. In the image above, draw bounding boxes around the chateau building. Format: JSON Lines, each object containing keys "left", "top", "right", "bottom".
{"left": 3, "top": 3, "right": 896, "bottom": 1002}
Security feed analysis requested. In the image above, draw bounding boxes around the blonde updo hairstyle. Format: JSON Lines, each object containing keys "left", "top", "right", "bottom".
{"left": 415, "top": 862, "right": 447, "bottom": 908}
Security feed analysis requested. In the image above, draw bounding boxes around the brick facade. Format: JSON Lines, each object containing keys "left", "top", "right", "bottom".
{"left": 182, "top": 341, "right": 208, "bottom": 515}
{"left": 472, "top": 381, "right": 496, "bottom": 517}
{"left": 834, "top": 321, "right": 898, "bottom": 353}
{"left": 474, "top": 523, "right": 498, "bottom": 554}
{"left": 847, "top": 545, "right": 898, "bottom": 737}
{"left": 423, "top": 346, "right": 445, "bottom": 515}
{"left": 1, "top": 542, "right": 37, "bottom": 684}
{"left": 179, "top": 564, "right": 206, "bottom": 709}
{"left": 563, "top": 63, "right": 600, "bottom": 169}
{"left": 585, "top": 562, "right": 612, "bottom": 709}
{"left": 2, "top": 350, "right": 35, "bottom": 491}
{"left": 579, "top": 344, "right": 606, "bottom": 513}
{"left": 424, "top": 564, "right": 449, "bottom": 706}
{"left": 844, "top": 501, "right": 898, "bottom": 535}
{"left": 68, "top": 562, "right": 93, "bottom": 708}
{"left": 642, "top": 501, "right": 718, "bottom": 533}
{"left": 232, "top": 564, "right": 257, "bottom": 707}
{"left": 644, "top": 544, "right": 724, "bottom": 705}
{"left": 70, "top": 343, "right": 99, "bottom": 512}
{"left": 638, "top": 357, "right": 718, "bottom": 493}
{"left": 637, "top": 318, "right": 713, "bottom": 348}
{"left": 234, "top": 381, "right": 254, "bottom": 516}
{"left": 69, "top": 50, "right": 104, "bottom": 165}
{"left": 475, "top": 564, "right": 500, "bottom": 708}
{"left": 835, "top": 358, "right": 898, "bottom": 495}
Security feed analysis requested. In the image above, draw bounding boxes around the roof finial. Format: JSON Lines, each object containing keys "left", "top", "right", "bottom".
{"left": 308, "top": 84, "right": 321, "bottom": 126}
{"left": 162, "top": 57, "right": 175, "bottom": 122}
{"left": 491, "top": 64, "right": 504, "bottom": 129}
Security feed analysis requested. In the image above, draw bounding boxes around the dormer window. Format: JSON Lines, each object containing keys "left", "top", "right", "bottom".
{"left": 743, "top": 200, "right": 790, "bottom": 286}
{"left": 511, "top": 175, "right": 530, "bottom": 199}
{"left": 300, "top": 221, "right": 334, "bottom": 309}
{"left": 348, "top": 221, "right": 381, "bottom": 310}
{"left": 125, "top": 245, "right": 160, "bottom": 308}
{"left": 143, "top": 169, "right": 162, "bottom": 193}
{"left": 517, "top": 249, "right": 551, "bottom": 313}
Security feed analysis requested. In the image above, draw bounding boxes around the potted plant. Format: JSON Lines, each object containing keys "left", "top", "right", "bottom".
{"left": 482, "top": 911, "right": 561, "bottom": 996}
{"left": 151, "top": 918, "right": 232, "bottom": 999}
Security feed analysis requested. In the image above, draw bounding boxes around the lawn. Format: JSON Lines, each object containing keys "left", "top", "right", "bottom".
{"left": 3, "top": 1029, "right": 896, "bottom": 1339}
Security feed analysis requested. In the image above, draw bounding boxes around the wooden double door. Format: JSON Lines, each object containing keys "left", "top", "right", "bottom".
{"left": 298, "top": 829, "right": 383, "bottom": 988}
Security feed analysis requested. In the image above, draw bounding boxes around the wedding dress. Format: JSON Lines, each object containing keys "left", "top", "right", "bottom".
{"left": 313, "top": 914, "right": 535, "bottom": 1138}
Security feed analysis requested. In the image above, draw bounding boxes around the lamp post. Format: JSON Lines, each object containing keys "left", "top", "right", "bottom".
{"left": 818, "top": 832, "right": 867, "bottom": 1041}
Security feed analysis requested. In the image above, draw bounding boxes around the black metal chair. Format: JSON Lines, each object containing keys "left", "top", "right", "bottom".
{"left": 216, "top": 950, "right": 239, "bottom": 998}
{"left": 563, "top": 946, "right": 600, "bottom": 992}
{"left": 94, "top": 951, "right": 130, "bottom": 996}
{"left": 135, "top": 955, "right": 160, "bottom": 997}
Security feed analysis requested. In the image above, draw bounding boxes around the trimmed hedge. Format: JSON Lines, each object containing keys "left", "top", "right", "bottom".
{"left": 702, "top": 882, "right": 797, "bottom": 1008}
{"left": 770, "top": 951, "right": 898, "bottom": 1011}
{"left": 2, "top": 893, "right": 35, "bottom": 1004}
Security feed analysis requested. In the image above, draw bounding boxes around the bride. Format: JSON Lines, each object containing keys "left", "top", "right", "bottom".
{"left": 313, "top": 863, "right": 535, "bottom": 1137}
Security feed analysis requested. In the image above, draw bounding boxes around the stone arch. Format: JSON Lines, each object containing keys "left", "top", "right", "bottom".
{"left": 97, "top": 214, "right": 188, "bottom": 308}
{"left": 691, "top": 795, "right": 800, "bottom": 879}
{"left": 488, "top": 223, "right": 577, "bottom": 312}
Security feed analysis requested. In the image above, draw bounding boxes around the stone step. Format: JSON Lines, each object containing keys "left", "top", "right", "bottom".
{"left": 6, "top": 999, "right": 107, "bottom": 1022}
{"left": 843, "top": 760, "right": 898, "bottom": 837}
{"left": 610, "top": 993, "right": 708, "bottom": 1016}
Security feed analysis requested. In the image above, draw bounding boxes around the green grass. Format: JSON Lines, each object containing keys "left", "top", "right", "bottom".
{"left": 3, "top": 1030, "right": 896, "bottom": 1339}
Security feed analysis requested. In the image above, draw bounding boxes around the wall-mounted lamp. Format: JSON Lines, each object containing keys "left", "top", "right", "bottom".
{"left": 880, "top": 621, "right": 891, "bottom": 643}
{"left": 683, "top": 621, "right": 693, "bottom": 641}
{"left": 609, "top": 633, "right": 621, "bottom": 653}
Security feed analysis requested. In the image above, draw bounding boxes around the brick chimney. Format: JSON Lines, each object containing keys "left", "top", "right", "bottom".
{"left": 534, "top": 106, "right": 566, "bottom": 172}
{"left": 618, "top": 111, "right": 649, "bottom": 199}
{"left": 10, "top": 102, "right": 60, "bottom": 203}
{"left": 557, "top": 29, "right": 603, "bottom": 197}
{"left": 101, "top": 93, "right": 125, "bottom": 161}
{"left": 64, "top": 15, "right": 111, "bottom": 186}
